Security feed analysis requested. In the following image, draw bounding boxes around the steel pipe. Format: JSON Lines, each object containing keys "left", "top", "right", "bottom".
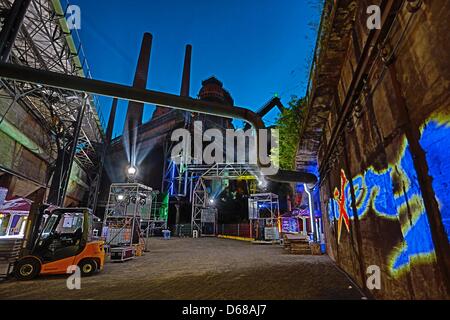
{"left": 0, "top": 62, "right": 318, "bottom": 185}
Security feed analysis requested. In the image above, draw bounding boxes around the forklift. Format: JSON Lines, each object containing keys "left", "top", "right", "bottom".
{"left": 14, "top": 207, "right": 105, "bottom": 280}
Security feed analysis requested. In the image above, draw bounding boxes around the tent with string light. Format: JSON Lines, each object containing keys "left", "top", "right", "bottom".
{"left": 0, "top": 197, "right": 33, "bottom": 239}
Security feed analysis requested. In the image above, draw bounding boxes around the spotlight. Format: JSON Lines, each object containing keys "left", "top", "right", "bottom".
{"left": 209, "top": 199, "right": 215, "bottom": 204}
{"left": 117, "top": 194, "right": 125, "bottom": 201}
{"left": 258, "top": 179, "right": 267, "bottom": 188}
{"left": 127, "top": 166, "right": 137, "bottom": 175}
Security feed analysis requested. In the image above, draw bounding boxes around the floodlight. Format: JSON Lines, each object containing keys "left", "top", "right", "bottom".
{"left": 127, "top": 166, "right": 137, "bottom": 175}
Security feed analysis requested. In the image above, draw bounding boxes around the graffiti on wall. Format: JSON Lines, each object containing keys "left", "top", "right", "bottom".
{"left": 419, "top": 118, "right": 450, "bottom": 242}
{"left": 332, "top": 169, "right": 350, "bottom": 243}
{"left": 327, "top": 115, "right": 450, "bottom": 277}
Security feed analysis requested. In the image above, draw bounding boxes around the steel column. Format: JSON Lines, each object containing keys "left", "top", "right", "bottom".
{"left": 47, "top": 94, "right": 88, "bottom": 206}
{"left": 87, "top": 98, "right": 118, "bottom": 211}
{"left": 0, "top": 0, "right": 32, "bottom": 62}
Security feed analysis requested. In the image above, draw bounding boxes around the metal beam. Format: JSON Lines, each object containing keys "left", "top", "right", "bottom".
{"left": 244, "top": 96, "right": 285, "bottom": 130}
{"left": 47, "top": 94, "right": 87, "bottom": 206}
{"left": 0, "top": 0, "right": 32, "bottom": 62}
{"left": 0, "top": 62, "right": 318, "bottom": 185}
{"left": 87, "top": 98, "right": 118, "bottom": 211}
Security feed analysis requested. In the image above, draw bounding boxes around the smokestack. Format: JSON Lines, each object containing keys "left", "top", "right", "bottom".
{"left": 125, "top": 32, "right": 152, "bottom": 130}
{"left": 180, "top": 44, "right": 192, "bottom": 97}
{"left": 106, "top": 98, "right": 118, "bottom": 144}
{"left": 151, "top": 44, "right": 192, "bottom": 120}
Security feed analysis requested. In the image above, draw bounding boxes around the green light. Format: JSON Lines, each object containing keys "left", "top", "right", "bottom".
{"left": 0, "top": 119, "right": 46, "bottom": 156}
{"left": 160, "top": 192, "right": 169, "bottom": 220}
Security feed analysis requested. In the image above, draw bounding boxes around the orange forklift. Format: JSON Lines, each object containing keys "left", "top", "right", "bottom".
{"left": 14, "top": 207, "right": 105, "bottom": 280}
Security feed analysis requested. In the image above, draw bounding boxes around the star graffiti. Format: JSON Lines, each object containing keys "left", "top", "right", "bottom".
{"left": 334, "top": 169, "right": 351, "bottom": 243}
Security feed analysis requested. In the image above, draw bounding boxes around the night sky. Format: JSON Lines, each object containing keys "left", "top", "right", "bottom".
{"left": 71, "top": 0, "right": 322, "bottom": 138}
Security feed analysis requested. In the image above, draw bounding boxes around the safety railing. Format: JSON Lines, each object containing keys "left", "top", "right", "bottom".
{"left": 217, "top": 223, "right": 251, "bottom": 239}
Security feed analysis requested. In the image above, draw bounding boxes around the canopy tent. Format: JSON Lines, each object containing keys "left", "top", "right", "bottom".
{"left": 0, "top": 197, "right": 33, "bottom": 214}
{"left": 0, "top": 197, "right": 33, "bottom": 238}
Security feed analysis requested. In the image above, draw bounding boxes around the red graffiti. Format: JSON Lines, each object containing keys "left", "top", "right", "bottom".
{"left": 334, "top": 169, "right": 350, "bottom": 243}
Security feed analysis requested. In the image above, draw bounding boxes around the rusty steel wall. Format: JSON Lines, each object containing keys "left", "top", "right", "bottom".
{"left": 0, "top": 92, "right": 90, "bottom": 204}
{"left": 310, "top": 0, "right": 450, "bottom": 299}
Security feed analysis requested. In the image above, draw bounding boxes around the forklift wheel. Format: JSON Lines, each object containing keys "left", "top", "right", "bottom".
{"left": 78, "top": 259, "right": 98, "bottom": 277}
{"left": 14, "top": 257, "right": 41, "bottom": 281}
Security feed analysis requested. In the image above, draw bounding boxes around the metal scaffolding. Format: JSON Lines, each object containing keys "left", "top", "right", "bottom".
{"left": 162, "top": 96, "right": 286, "bottom": 202}
{"left": 189, "top": 163, "right": 260, "bottom": 235}
{"left": 102, "top": 183, "right": 153, "bottom": 248}
{"left": 0, "top": 0, "right": 104, "bottom": 206}
{"left": 248, "top": 193, "right": 280, "bottom": 241}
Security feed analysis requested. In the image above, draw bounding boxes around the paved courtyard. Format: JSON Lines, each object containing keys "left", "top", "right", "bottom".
{"left": 0, "top": 238, "right": 364, "bottom": 300}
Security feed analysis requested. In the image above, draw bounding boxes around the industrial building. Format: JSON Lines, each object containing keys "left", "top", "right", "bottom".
{"left": 0, "top": 0, "right": 449, "bottom": 301}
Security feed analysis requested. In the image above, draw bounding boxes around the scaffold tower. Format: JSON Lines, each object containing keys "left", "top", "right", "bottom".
{"left": 189, "top": 163, "right": 261, "bottom": 235}
{"left": 102, "top": 183, "right": 158, "bottom": 249}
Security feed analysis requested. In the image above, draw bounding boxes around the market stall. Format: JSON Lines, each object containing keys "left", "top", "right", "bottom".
{"left": 0, "top": 197, "right": 33, "bottom": 239}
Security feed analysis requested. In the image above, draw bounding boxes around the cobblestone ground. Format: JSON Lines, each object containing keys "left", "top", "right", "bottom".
{"left": 0, "top": 237, "right": 364, "bottom": 300}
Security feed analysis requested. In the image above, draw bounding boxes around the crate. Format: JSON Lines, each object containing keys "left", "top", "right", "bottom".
{"left": 104, "top": 227, "right": 132, "bottom": 246}
{"left": 290, "top": 242, "right": 312, "bottom": 255}
{"left": 133, "top": 243, "right": 144, "bottom": 257}
{"left": 283, "top": 234, "right": 312, "bottom": 255}
{"left": 110, "top": 246, "right": 134, "bottom": 262}
{"left": 310, "top": 243, "right": 323, "bottom": 255}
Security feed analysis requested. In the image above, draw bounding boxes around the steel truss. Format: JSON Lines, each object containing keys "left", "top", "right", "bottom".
{"left": 102, "top": 183, "right": 162, "bottom": 249}
{"left": 248, "top": 193, "right": 280, "bottom": 221}
{"left": 161, "top": 135, "right": 191, "bottom": 198}
{"left": 248, "top": 193, "right": 280, "bottom": 241}
{"left": 162, "top": 96, "right": 282, "bottom": 201}
{"left": 189, "top": 163, "right": 261, "bottom": 234}
{"left": 0, "top": 0, "right": 104, "bottom": 206}
{"left": 144, "top": 197, "right": 168, "bottom": 236}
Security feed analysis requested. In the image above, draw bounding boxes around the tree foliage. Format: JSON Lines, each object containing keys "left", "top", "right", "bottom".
{"left": 275, "top": 96, "right": 306, "bottom": 170}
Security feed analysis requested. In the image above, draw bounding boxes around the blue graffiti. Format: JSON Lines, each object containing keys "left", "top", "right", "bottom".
{"left": 420, "top": 120, "right": 450, "bottom": 242}
{"left": 338, "top": 167, "right": 397, "bottom": 220}
{"left": 327, "top": 119, "right": 450, "bottom": 275}
{"left": 328, "top": 197, "right": 338, "bottom": 221}
{"left": 392, "top": 212, "right": 435, "bottom": 271}
{"left": 389, "top": 141, "right": 435, "bottom": 274}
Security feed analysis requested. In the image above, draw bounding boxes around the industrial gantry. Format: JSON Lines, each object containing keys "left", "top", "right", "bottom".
{"left": 0, "top": 0, "right": 105, "bottom": 208}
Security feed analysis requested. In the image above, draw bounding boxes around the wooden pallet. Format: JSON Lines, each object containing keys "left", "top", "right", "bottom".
{"left": 283, "top": 234, "right": 312, "bottom": 255}
{"left": 290, "top": 242, "right": 312, "bottom": 255}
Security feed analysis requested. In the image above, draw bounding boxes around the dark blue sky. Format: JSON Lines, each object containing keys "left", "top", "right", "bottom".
{"left": 72, "top": 0, "right": 322, "bottom": 138}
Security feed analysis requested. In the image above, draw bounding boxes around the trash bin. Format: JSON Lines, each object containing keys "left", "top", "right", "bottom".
{"left": 162, "top": 230, "right": 171, "bottom": 240}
